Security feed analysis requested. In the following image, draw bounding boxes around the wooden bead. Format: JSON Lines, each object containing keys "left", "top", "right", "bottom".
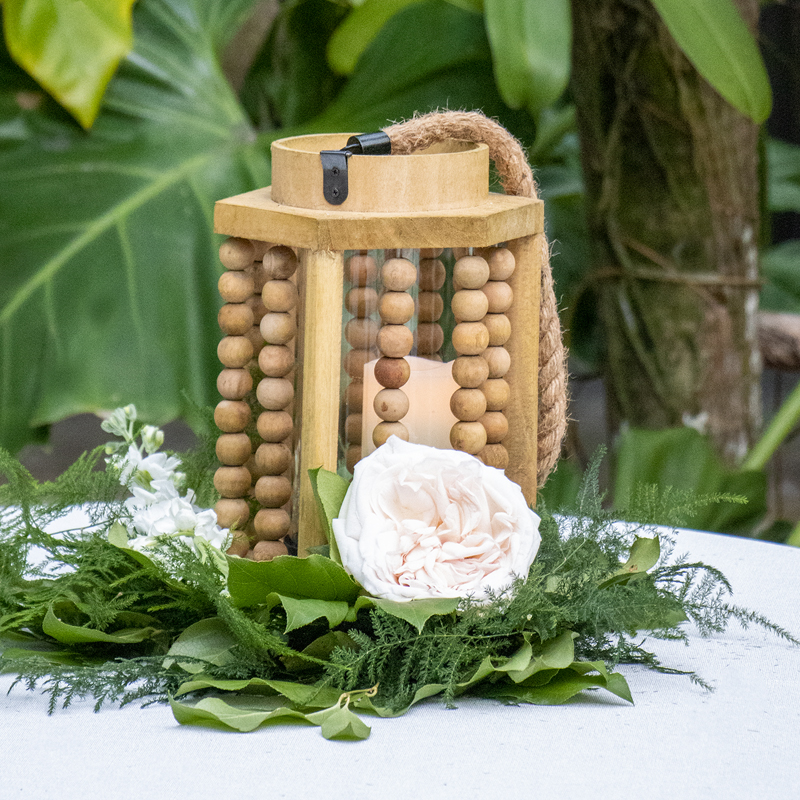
{"left": 346, "top": 445, "right": 361, "bottom": 473}
{"left": 345, "top": 413, "right": 362, "bottom": 444}
{"left": 244, "top": 325, "right": 265, "bottom": 352}
{"left": 246, "top": 295, "right": 267, "bottom": 324}
{"left": 452, "top": 356, "right": 489, "bottom": 388}
{"left": 219, "top": 237, "right": 255, "bottom": 270}
{"left": 379, "top": 291, "right": 415, "bottom": 324}
{"left": 215, "top": 400, "right": 251, "bottom": 433}
{"left": 258, "top": 345, "right": 294, "bottom": 377}
{"left": 218, "top": 336, "right": 253, "bottom": 368}
{"left": 216, "top": 433, "right": 252, "bottom": 465}
{"left": 214, "top": 466, "right": 252, "bottom": 498}
{"left": 215, "top": 498, "right": 250, "bottom": 529}
{"left": 262, "top": 280, "right": 298, "bottom": 312}
{"left": 226, "top": 531, "right": 251, "bottom": 558}
{"left": 345, "top": 287, "right": 378, "bottom": 316}
{"left": 373, "top": 420, "right": 409, "bottom": 447}
{"left": 482, "top": 281, "right": 513, "bottom": 313}
{"left": 217, "top": 368, "right": 252, "bottom": 400}
{"left": 451, "top": 289, "right": 489, "bottom": 322}
{"left": 218, "top": 271, "right": 254, "bottom": 303}
{"left": 418, "top": 291, "right": 444, "bottom": 322}
{"left": 345, "top": 381, "right": 364, "bottom": 412}
{"left": 452, "top": 322, "right": 489, "bottom": 355}
{"left": 254, "top": 508, "right": 291, "bottom": 541}
{"left": 485, "top": 346, "right": 511, "bottom": 378}
{"left": 255, "top": 443, "right": 292, "bottom": 475}
{"left": 218, "top": 303, "right": 254, "bottom": 335}
{"left": 257, "top": 377, "right": 294, "bottom": 410}
{"left": 344, "top": 348, "right": 377, "bottom": 379}
{"left": 253, "top": 540, "right": 288, "bottom": 561}
{"left": 260, "top": 312, "right": 296, "bottom": 345}
{"left": 345, "top": 318, "right": 379, "bottom": 349}
{"left": 450, "top": 421, "right": 487, "bottom": 455}
{"left": 450, "top": 388, "right": 487, "bottom": 421}
{"left": 480, "top": 412, "right": 509, "bottom": 443}
{"left": 453, "top": 256, "right": 489, "bottom": 289}
{"left": 377, "top": 325, "right": 413, "bottom": 358}
{"left": 346, "top": 253, "right": 377, "bottom": 285}
{"left": 381, "top": 258, "right": 417, "bottom": 291}
{"left": 374, "top": 388, "right": 409, "bottom": 422}
{"left": 257, "top": 410, "right": 293, "bottom": 442}
{"left": 263, "top": 245, "right": 297, "bottom": 279}
{"left": 419, "top": 258, "right": 446, "bottom": 291}
{"left": 374, "top": 356, "right": 410, "bottom": 388}
{"left": 255, "top": 475, "right": 292, "bottom": 507}
{"left": 416, "top": 322, "right": 444, "bottom": 353}
{"left": 420, "top": 248, "right": 444, "bottom": 258}
{"left": 487, "top": 248, "right": 516, "bottom": 281}
{"left": 482, "top": 378, "right": 510, "bottom": 411}
{"left": 479, "top": 443, "right": 509, "bottom": 469}
{"left": 484, "top": 313, "right": 511, "bottom": 346}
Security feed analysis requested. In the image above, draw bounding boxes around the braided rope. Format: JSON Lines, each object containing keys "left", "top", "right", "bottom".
{"left": 385, "top": 111, "right": 568, "bottom": 486}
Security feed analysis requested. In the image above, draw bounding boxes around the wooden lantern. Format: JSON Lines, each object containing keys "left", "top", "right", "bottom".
{"left": 212, "top": 130, "right": 545, "bottom": 560}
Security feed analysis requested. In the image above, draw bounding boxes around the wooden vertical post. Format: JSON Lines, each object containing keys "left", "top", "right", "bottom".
{"left": 504, "top": 234, "right": 542, "bottom": 507}
{"left": 296, "top": 248, "right": 345, "bottom": 555}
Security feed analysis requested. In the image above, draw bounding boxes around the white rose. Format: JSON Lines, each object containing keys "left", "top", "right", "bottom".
{"left": 332, "top": 437, "right": 541, "bottom": 602}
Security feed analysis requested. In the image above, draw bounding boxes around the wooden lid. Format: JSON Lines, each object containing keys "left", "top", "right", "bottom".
{"left": 271, "top": 134, "right": 489, "bottom": 212}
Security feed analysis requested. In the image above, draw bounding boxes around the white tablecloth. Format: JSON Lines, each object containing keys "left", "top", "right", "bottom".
{"left": 2, "top": 528, "right": 799, "bottom": 800}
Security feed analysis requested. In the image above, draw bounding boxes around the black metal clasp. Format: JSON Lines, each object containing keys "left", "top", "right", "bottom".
{"left": 320, "top": 132, "right": 392, "bottom": 206}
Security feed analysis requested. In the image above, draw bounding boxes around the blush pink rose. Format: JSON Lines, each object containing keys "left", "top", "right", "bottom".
{"left": 332, "top": 437, "right": 541, "bottom": 602}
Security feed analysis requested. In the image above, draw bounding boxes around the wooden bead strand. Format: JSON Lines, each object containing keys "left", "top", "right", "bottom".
{"left": 343, "top": 252, "right": 378, "bottom": 472}
{"left": 417, "top": 250, "right": 446, "bottom": 360}
{"left": 215, "top": 237, "right": 259, "bottom": 552}
{"left": 372, "top": 254, "right": 416, "bottom": 448}
{"left": 449, "top": 254, "right": 491, "bottom": 455}
{"left": 477, "top": 246, "right": 516, "bottom": 469}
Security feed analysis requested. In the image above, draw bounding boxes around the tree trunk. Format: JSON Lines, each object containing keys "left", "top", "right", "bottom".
{"left": 570, "top": 0, "right": 762, "bottom": 465}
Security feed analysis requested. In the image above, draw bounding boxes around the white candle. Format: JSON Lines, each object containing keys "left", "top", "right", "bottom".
{"left": 361, "top": 356, "right": 459, "bottom": 455}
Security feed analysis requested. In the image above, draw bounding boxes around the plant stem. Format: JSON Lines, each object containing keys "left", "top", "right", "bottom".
{"left": 742, "top": 379, "right": 800, "bottom": 471}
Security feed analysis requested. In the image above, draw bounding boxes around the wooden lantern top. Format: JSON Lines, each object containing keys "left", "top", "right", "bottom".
{"left": 214, "top": 133, "right": 543, "bottom": 250}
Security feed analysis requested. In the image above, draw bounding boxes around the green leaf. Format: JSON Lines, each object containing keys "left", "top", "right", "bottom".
{"left": 107, "top": 521, "right": 128, "bottom": 548}
{"left": 170, "top": 694, "right": 313, "bottom": 733}
{"left": 227, "top": 554, "right": 361, "bottom": 608}
{"left": 174, "top": 675, "right": 342, "bottom": 708}
{"left": 483, "top": 0, "right": 571, "bottom": 115}
{"left": 371, "top": 596, "right": 460, "bottom": 634}
{"left": 42, "top": 605, "right": 159, "bottom": 645}
{"left": 165, "top": 617, "right": 236, "bottom": 674}
{"left": 327, "top": 0, "right": 424, "bottom": 75}
{"left": 0, "top": 0, "right": 269, "bottom": 451}
{"left": 275, "top": 594, "right": 350, "bottom": 633}
{"left": 487, "top": 665, "right": 633, "bottom": 705}
{"left": 650, "top": 0, "right": 771, "bottom": 123}
{"left": 307, "top": 703, "right": 371, "bottom": 741}
{"left": 3, "top": 0, "right": 136, "bottom": 128}
{"left": 767, "top": 138, "right": 800, "bottom": 214}
{"left": 598, "top": 536, "right": 660, "bottom": 589}
{"left": 761, "top": 241, "right": 800, "bottom": 314}
{"left": 308, "top": 466, "right": 348, "bottom": 564}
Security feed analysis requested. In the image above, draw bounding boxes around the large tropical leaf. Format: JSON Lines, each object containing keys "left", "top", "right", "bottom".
{"left": 0, "top": 0, "right": 269, "bottom": 451}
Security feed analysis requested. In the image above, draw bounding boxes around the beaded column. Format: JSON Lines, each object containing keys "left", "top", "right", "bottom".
{"left": 416, "top": 249, "right": 445, "bottom": 360}
{"left": 215, "top": 237, "right": 257, "bottom": 555}
{"left": 478, "top": 246, "right": 515, "bottom": 469}
{"left": 343, "top": 252, "right": 378, "bottom": 473}
{"left": 449, "top": 254, "right": 490, "bottom": 455}
{"left": 372, "top": 254, "right": 416, "bottom": 447}
{"left": 251, "top": 245, "right": 298, "bottom": 559}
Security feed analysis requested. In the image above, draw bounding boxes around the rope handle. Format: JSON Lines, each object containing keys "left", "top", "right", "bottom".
{"left": 385, "top": 111, "right": 568, "bottom": 486}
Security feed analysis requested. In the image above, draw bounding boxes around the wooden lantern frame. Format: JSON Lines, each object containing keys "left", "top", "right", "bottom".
{"left": 213, "top": 134, "right": 544, "bottom": 557}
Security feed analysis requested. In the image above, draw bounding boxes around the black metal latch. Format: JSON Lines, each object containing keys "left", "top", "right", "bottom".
{"left": 320, "top": 132, "right": 392, "bottom": 206}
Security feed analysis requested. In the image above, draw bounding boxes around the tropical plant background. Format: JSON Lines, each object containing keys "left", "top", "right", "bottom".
{"left": 2, "top": 0, "right": 800, "bottom": 542}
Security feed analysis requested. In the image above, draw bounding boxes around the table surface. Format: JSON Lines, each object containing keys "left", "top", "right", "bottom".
{"left": 2, "top": 527, "right": 799, "bottom": 800}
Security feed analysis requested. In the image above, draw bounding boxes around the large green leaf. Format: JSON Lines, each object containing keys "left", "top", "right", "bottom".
{"left": 767, "top": 138, "right": 800, "bottom": 214}
{"left": 2, "top": 0, "right": 137, "bottom": 128}
{"left": 42, "top": 605, "right": 159, "bottom": 645}
{"left": 0, "top": 0, "right": 268, "bottom": 451}
{"left": 761, "top": 241, "right": 800, "bottom": 314}
{"left": 650, "top": 0, "right": 771, "bottom": 123}
{"left": 483, "top": 0, "right": 571, "bottom": 115}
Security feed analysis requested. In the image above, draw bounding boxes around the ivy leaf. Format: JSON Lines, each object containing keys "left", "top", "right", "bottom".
{"left": 274, "top": 594, "right": 350, "bottom": 633}
{"left": 308, "top": 466, "right": 348, "bottom": 564}
{"left": 2, "top": 0, "right": 137, "bottom": 128}
{"left": 306, "top": 703, "right": 371, "bottom": 741}
{"left": 164, "top": 617, "right": 236, "bottom": 674}
{"left": 42, "top": 605, "right": 159, "bottom": 645}
{"left": 370, "top": 597, "right": 460, "bottom": 634}
{"left": 0, "top": 0, "right": 269, "bottom": 452}
{"left": 169, "top": 694, "right": 312, "bottom": 733}
{"left": 598, "top": 536, "right": 660, "bottom": 589}
{"left": 650, "top": 0, "right": 771, "bottom": 123}
{"left": 483, "top": 0, "right": 571, "bottom": 115}
{"left": 226, "top": 554, "right": 361, "bottom": 608}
